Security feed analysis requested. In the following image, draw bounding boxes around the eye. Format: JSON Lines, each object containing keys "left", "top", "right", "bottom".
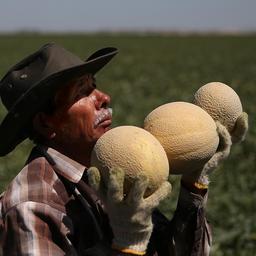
{"left": 76, "top": 86, "right": 90, "bottom": 98}
{"left": 78, "top": 80, "right": 84, "bottom": 87}
{"left": 74, "top": 84, "right": 94, "bottom": 101}
{"left": 73, "top": 76, "right": 96, "bottom": 100}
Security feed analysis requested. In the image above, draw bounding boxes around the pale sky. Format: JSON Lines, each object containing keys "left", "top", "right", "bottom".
{"left": 0, "top": 0, "right": 256, "bottom": 32}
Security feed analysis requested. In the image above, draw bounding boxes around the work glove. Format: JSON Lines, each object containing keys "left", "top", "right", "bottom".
{"left": 87, "top": 167, "right": 171, "bottom": 255}
{"left": 182, "top": 121, "right": 232, "bottom": 188}
{"left": 231, "top": 112, "right": 249, "bottom": 144}
{"left": 182, "top": 111, "right": 248, "bottom": 189}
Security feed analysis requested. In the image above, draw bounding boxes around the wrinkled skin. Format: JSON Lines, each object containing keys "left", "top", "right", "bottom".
{"left": 33, "top": 74, "right": 112, "bottom": 166}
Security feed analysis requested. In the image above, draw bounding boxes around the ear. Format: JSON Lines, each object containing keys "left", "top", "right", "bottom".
{"left": 33, "top": 112, "right": 56, "bottom": 140}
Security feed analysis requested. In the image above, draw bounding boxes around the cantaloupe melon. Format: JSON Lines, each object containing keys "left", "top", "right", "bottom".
{"left": 144, "top": 102, "right": 219, "bottom": 174}
{"left": 193, "top": 82, "right": 243, "bottom": 133}
{"left": 90, "top": 126, "right": 169, "bottom": 196}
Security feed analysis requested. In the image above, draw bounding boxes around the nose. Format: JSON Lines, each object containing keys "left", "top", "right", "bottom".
{"left": 95, "top": 90, "right": 111, "bottom": 110}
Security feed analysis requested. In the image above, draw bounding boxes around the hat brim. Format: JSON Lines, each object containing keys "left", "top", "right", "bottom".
{"left": 0, "top": 47, "right": 118, "bottom": 156}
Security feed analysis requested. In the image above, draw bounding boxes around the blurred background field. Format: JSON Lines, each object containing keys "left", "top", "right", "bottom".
{"left": 0, "top": 34, "right": 255, "bottom": 255}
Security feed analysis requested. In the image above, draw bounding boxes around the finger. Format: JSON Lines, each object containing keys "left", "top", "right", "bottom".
{"left": 144, "top": 181, "right": 172, "bottom": 209}
{"left": 232, "top": 112, "right": 249, "bottom": 143}
{"left": 87, "top": 167, "right": 101, "bottom": 192}
{"left": 202, "top": 122, "right": 232, "bottom": 176}
{"left": 126, "top": 175, "right": 148, "bottom": 205}
{"left": 107, "top": 168, "right": 125, "bottom": 203}
{"left": 216, "top": 121, "right": 232, "bottom": 153}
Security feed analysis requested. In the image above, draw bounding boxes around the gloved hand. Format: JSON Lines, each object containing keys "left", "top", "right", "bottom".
{"left": 87, "top": 167, "right": 171, "bottom": 255}
{"left": 182, "top": 121, "right": 232, "bottom": 188}
{"left": 231, "top": 112, "right": 249, "bottom": 144}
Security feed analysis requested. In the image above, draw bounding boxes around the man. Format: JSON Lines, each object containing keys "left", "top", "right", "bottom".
{"left": 0, "top": 43, "right": 248, "bottom": 255}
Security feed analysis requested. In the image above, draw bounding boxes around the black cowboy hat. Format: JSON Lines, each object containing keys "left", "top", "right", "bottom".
{"left": 0, "top": 43, "right": 118, "bottom": 156}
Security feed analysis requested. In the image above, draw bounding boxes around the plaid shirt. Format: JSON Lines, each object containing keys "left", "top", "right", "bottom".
{"left": 0, "top": 145, "right": 211, "bottom": 256}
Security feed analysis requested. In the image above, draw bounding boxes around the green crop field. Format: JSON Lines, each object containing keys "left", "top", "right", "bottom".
{"left": 0, "top": 33, "right": 255, "bottom": 255}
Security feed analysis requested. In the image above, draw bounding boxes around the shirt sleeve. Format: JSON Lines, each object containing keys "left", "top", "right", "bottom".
{"left": 170, "top": 184, "right": 212, "bottom": 256}
{"left": 148, "top": 184, "right": 212, "bottom": 256}
{"left": 2, "top": 201, "right": 77, "bottom": 256}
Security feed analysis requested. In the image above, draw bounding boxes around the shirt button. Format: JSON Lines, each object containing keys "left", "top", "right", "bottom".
{"left": 20, "top": 74, "right": 28, "bottom": 79}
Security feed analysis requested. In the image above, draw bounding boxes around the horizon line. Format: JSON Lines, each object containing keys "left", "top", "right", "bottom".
{"left": 0, "top": 28, "right": 256, "bottom": 36}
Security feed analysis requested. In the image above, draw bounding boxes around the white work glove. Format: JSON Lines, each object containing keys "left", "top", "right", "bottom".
{"left": 231, "top": 112, "right": 249, "bottom": 144}
{"left": 87, "top": 167, "right": 171, "bottom": 255}
{"left": 201, "top": 112, "right": 249, "bottom": 182}
{"left": 182, "top": 121, "right": 232, "bottom": 188}
{"left": 182, "top": 110, "right": 249, "bottom": 188}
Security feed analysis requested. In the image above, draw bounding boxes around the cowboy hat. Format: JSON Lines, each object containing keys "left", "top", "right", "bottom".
{"left": 0, "top": 43, "right": 118, "bottom": 156}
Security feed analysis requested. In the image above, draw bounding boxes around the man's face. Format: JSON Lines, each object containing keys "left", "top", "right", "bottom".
{"left": 48, "top": 74, "right": 112, "bottom": 152}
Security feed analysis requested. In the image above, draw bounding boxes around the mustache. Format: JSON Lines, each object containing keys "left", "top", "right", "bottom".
{"left": 94, "top": 108, "right": 112, "bottom": 127}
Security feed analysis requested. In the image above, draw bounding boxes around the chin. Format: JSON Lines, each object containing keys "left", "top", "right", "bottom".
{"left": 90, "top": 125, "right": 112, "bottom": 145}
{"left": 99, "top": 125, "right": 111, "bottom": 135}
{"left": 92, "top": 131, "right": 106, "bottom": 142}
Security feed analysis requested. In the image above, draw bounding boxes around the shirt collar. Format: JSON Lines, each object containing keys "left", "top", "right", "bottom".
{"left": 37, "top": 145, "right": 87, "bottom": 183}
